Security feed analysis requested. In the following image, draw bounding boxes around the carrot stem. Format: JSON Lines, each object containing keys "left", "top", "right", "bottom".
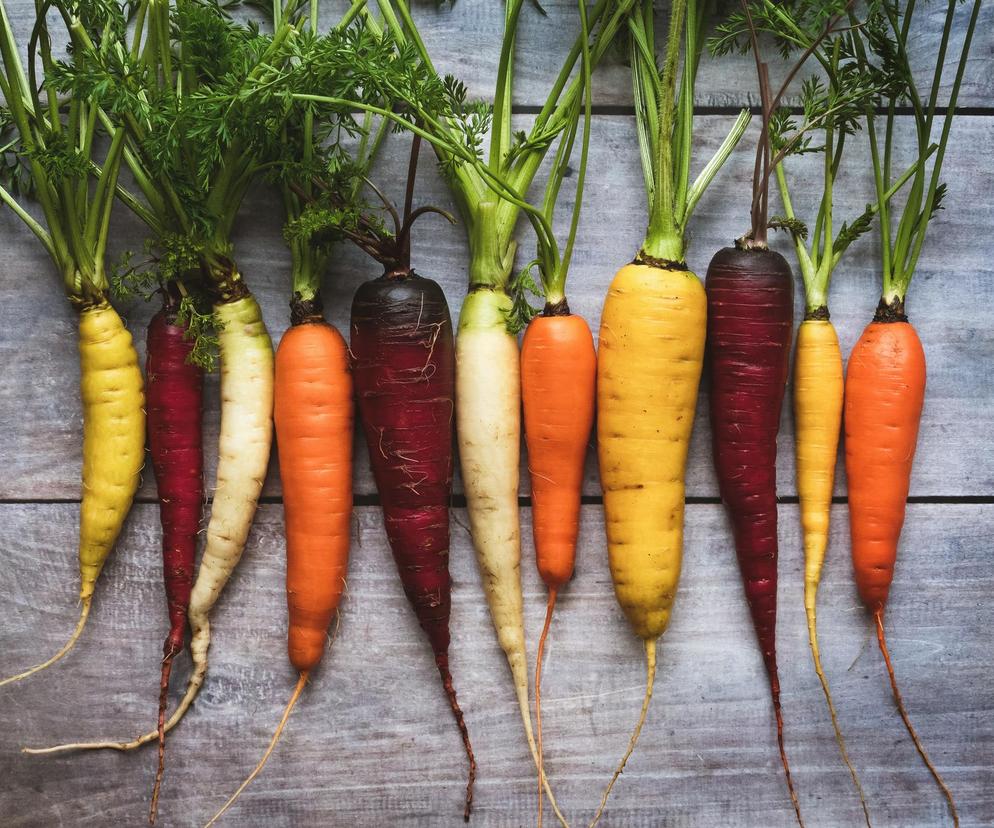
{"left": 0, "top": 598, "right": 91, "bottom": 687}
{"left": 589, "top": 639, "right": 656, "bottom": 828}
{"left": 874, "top": 609, "right": 958, "bottom": 827}
{"left": 535, "top": 587, "right": 558, "bottom": 828}
{"left": 203, "top": 671, "right": 310, "bottom": 828}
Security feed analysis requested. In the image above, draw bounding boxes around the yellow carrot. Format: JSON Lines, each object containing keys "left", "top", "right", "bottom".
{"left": 1, "top": 302, "right": 145, "bottom": 687}
{"left": 592, "top": 260, "right": 706, "bottom": 823}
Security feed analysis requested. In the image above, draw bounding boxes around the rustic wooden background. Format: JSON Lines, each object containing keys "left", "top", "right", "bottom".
{"left": 1, "top": 2, "right": 992, "bottom": 826}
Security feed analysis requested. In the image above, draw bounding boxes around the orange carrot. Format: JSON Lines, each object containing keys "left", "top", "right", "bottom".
{"left": 205, "top": 317, "right": 353, "bottom": 826}
{"left": 521, "top": 308, "right": 596, "bottom": 826}
{"left": 845, "top": 314, "right": 958, "bottom": 824}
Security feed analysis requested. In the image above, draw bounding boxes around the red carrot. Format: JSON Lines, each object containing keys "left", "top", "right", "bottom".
{"left": 351, "top": 271, "right": 475, "bottom": 818}
{"left": 145, "top": 288, "right": 204, "bottom": 823}
{"left": 348, "top": 136, "right": 474, "bottom": 820}
{"left": 706, "top": 245, "right": 800, "bottom": 823}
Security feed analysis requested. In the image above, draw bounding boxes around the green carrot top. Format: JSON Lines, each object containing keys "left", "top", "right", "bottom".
{"left": 633, "top": 0, "right": 750, "bottom": 265}
{"left": 0, "top": 0, "right": 130, "bottom": 305}
{"left": 713, "top": 0, "right": 917, "bottom": 314}
{"left": 849, "top": 0, "right": 981, "bottom": 311}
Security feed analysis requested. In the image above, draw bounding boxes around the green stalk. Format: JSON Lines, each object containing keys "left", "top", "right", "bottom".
{"left": 875, "top": 0, "right": 981, "bottom": 303}
{"left": 540, "top": 0, "right": 593, "bottom": 305}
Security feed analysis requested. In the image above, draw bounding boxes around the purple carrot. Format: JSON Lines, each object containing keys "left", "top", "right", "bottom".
{"left": 350, "top": 271, "right": 475, "bottom": 817}
{"left": 706, "top": 245, "right": 800, "bottom": 821}
{"left": 145, "top": 288, "right": 204, "bottom": 823}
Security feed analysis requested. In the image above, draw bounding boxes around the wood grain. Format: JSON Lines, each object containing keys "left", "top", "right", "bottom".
{"left": 2, "top": 117, "right": 992, "bottom": 499}
{"left": 0, "top": 503, "right": 990, "bottom": 827}
{"left": 1, "top": 3, "right": 991, "bottom": 826}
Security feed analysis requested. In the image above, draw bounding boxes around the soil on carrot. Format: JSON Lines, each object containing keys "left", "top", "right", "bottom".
{"left": 873, "top": 296, "right": 909, "bottom": 323}
{"left": 290, "top": 293, "right": 325, "bottom": 325}
{"left": 805, "top": 306, "right": 831, "bottom": 322}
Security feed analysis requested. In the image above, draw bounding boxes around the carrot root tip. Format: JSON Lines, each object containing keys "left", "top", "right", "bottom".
{"left": 875, "top": 610, "right": 958, "bottom": 828}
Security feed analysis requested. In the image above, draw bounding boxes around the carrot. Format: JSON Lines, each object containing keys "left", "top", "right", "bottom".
{"left": 346, "top": 139, "right": 477, "bottom": 821}
{"left": 588, "top": 1, "right": 748, "bottom": 822}
{"left": 522, "top": 310, "right": 595, "bottom": 822}
{"left": 206, "top": 312, "right": 352, "bottom": 826}
{"left": 519, "top": 8, "right": 597, "bottom": 815}
{"left": 842, "top": 4, "right": 981, "bottom": 824}
{"left": 0, "top": 1, "right": 143, "bottom": 688}
{"left": 706, "top": 245, "right": 800, "bottom": 824}
{"left": 145, "top": 290, "right": 204, "bottom": 824}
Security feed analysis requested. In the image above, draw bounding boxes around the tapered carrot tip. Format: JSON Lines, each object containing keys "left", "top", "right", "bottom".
{"left": 804, "top": 602, "right": 871, "bottom": 827}
{"left": 589, "top": 639, "right": 657, "bottom": 828}
{"left": 204, "top": 672, "right": 309, "bottom": 827}
{"left": 436, "top": 657, "right": 475, "bottom": 821}
{"left": 0, "top": 598, "right": 91, "bottom": 688}
{"left": 149, "top": 644, "right": 182, "bottom": 824}
{"left": 535, "top": 589, "right": 558, "bottom": 828}
{"left": 874, "top": 610, "right": 959, "bottom": 828}
{"left": 771, "top": 679, "right": 804, "bottom": 828}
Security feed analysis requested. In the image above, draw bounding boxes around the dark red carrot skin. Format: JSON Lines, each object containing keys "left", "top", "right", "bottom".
{"left": 351, "top": 273, "right": 455, "bottom": 661}
{"left": 146, "top": 301, "right": 204, "bottom": 661}
{"left": 705, "top": 245, "right": 793, "bottom": 683}
{"left": 351, "top": 271, "right": 474, "bottom": 818}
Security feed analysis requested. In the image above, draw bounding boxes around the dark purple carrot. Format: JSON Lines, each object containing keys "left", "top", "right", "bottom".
{"left": 706, "top": 245, "right": 799, "bottom": 821}
{"left": 348, "top": 135, "right": 474, "bottom": 820}
{"left": 145, "top": 287, "right": 204, "bottom": 823}
{"left": 351, "top": 271, "right": 474, "bottom": 819}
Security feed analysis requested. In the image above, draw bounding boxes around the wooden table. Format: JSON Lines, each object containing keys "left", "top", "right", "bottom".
{"left": 1, "top": 2, "right": 991, "bottom": 826}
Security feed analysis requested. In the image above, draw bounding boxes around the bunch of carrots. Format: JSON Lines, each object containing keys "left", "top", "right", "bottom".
{"left": 0, "top": 0, "right": 982, "bottom": 824}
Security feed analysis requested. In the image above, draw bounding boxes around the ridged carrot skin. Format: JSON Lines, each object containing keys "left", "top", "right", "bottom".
{"left": 794, "top": 319, "right": 843, "bottom": 622}
{"left": 844, "top": 319, "right": 925, "bottom": 611}
{"left": 77, "top": 302, "right": 147, "bottom": 600}
{"left": 147, "top": 305, "right": 203, "bottom": 661}
{"left": 351, "top": 272, "right": 475, "bottom": 820}
{"left": 705, "top": 245, "right": 800, "bottom": 821}
{"left": 145, "top": 301, "right": 204, "bottom": 818}
{"left": 276, "top": 321, "right": 353, "bottom": 673}
{"left": 598, "top": 262, "right": 705, "bottom": 641}
{"left": 522, "top": 311, "right": 596, "bottom": 589}
{"left": 352, "top": 274, "right": 456, "bottom": 664}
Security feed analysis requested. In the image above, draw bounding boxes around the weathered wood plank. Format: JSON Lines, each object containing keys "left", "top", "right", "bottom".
{"left": 0, "top": 503, "right": 990, "bottom": 826}
{"left": 3, "top": 0, "right": 992, "bottom": 109}
{"left": 374, "top": 0, "right": 994, "bottom": 111}
{"left": 2, "top": 116, "right": 992, "bottom": 498}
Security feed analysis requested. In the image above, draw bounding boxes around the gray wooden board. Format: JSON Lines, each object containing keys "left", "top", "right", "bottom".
{"left": 0, "top": 503, "right": 991, "bottom": 827}
{"left": 2, "top": 3, "right": 993, "bottom": 826}
{"left": 2, "top": 116, "right": 993, "bottom": 499}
